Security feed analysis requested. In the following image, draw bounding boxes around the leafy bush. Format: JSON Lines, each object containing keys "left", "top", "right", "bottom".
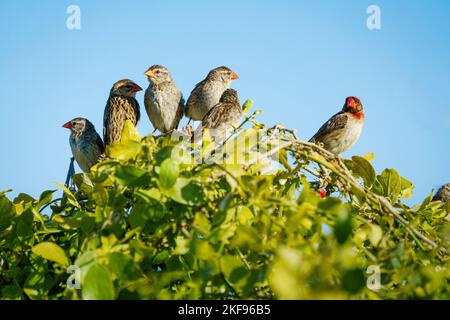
{"left": 0, "top": 107, "right": 448, "bottom": 300}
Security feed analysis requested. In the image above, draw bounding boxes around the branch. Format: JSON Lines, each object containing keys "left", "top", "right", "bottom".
{"left": 275, "top": 127, "right": 440, "bottom": 251}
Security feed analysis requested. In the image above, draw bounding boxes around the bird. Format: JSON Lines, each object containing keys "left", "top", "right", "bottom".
{"left": 144, "top": 65, "right": 185, "bottom": 133}
{"left": 193, "top": 88, "right": 242, "bottom": 145}
{"left": 434, "top": 183, "right": 450, "bottom": 202}
{"left": 434, "top": 183, "right": 450, "bottom": 217}
{"left": 63, "top": 117, "right": 104, "bottom": 173}
{"left": 185, "top": 66, "right": 239, "bottom": 123}
{"left": 103, "top": 79, "right": 142, "bottom": 146}
{"left": 309, "top": 96, "right": 365, "bottom": 155}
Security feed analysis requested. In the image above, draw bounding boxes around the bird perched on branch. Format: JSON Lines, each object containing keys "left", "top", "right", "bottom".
{"left": 186, "top": 66, "right": 239, "bottom": 122}
{"left": 434, "top": 183, "right": 450, "bottom": 216}
{"left": 103, "top": 79, "right": 142, "bottom": 146}
{"left": 434, "top": 183, "right": 450, "bottom": 202}
{"left": 63, "top": 118, "right": 104, "bottom": 173}
{"left": 144, "top": 65, "right": 185, "bottom": 133}
{"left": 193, "top": 89, "right": 242, "bottom": 145}
{"left": 309, "top": 96, "right": 365, "bottom": 155}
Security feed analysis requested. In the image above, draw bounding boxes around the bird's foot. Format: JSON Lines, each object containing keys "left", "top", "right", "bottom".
{"left": 183, "top": 124, "right": 193, "bottom": 136}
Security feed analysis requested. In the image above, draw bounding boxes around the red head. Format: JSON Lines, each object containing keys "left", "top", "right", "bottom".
{"left": 343, "top": 96, "right": 363, "bottom": 114}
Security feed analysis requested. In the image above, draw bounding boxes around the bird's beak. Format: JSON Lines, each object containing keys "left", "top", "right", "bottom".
{"left": 144, "top": 70, "right": 155, "bottom": 78}
{"left": 63, "top": 121, "right": 73, "bottom": 129}
{"left": 230, "top": 72, "right": 239, "bottom": 80}
{"left": 131, "top": 84, "right": 143, "bottom": 92}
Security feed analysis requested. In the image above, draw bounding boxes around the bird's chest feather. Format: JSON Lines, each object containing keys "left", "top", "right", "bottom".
{"left": 342, "top": 117, "right": 363, "bottom": 147}
{"left": 70, "top": 135, "right": 93, "bottom": 172}
{"left": 145, "top": 85, "right": 183, "bottom": 132}
{"left": 202, "top": 82, "right": 227, "bottom": 107}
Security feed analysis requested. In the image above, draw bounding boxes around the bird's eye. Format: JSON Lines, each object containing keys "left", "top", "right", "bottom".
{"left": 155, "top": 70, "right": 160, "bottom": 74}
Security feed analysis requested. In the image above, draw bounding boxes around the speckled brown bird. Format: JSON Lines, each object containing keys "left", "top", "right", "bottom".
{"left": 186, "top": 66, "right": 239, "bottom": 122}
{"left": 309, "top": 97, "right": 365, "bottom": 155}
{"left": 144, "top": 65, "right": 185, "bottom": 133}
{"left": 194, "top": 89, "right": 242, "bottom": 145}
{"left": 103, "top": 79, "right": 142, "bottom": 146}
{"left": 434, "top": 183, "right": 450, "bottom": 216}
{"left": 63, "top": 117, "right": 104, "bottom": 173}
{"left": 434, "top": 183, "right": 450, "bottom": 202}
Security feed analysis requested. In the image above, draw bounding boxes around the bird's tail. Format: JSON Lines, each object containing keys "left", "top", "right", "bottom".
{"left": 64, "top": 157, "right": 75, "bottom": 188}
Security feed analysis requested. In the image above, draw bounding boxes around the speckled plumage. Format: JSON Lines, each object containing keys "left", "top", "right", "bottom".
{"left": 103, "top": 79, "right": 142, "bottom": 146}
{"left": 63, "top": 118, "right": 104, "bottom": 173}
{"left": 144, "top": 65, "right": 185, "bottom": 133}
{"left": 194, "top": 89, "right": 242, "bottom": 144}
{"left": 186, "top": 66, "right": 238, "bottom": 121}
{"left": 434, "top": 183, "right": 450, "bottom": 202}
{"left": 310, "top": 97, "right": 365, "bottom": 155}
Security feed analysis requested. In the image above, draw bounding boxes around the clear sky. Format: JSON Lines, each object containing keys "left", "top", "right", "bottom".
{"left": 0, "top": 0, "right": 449, "bottom": 204}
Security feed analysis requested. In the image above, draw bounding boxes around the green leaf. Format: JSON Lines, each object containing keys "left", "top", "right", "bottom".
{"left": 37, "top": 190, "right": 56, "bottom": 209}
{"left": 121, "top": 119, "right": 141, "bottom": 142}
{"left": 107, "top": 140, "right": 142, "bottom": 161}
{"left": 373, "top": 168, "right": 414, "bottom": 201}
{"left": 362, "top": 152, "right": 375, "bottom": 162}
{"left": 350, "top": 156, "right": 376, "bottom": 188}
{"left": 1, "top": 285, "right": 23, "bottom": 300}
{"left": 159, "top": 158, "right": 179, "bottom": 188}
{"left": 163, "top": 177, "right": 204, "bottom": 206}
{"left": 54, "top": 182, "right": 80, "bottom": 208}
{"left": 82, "top": 263, "right": 115, "bottom": 300}
{"left": 32, "top": 242, "right": 69, "bottom": 267}
{"left": 333, "top": 205, "right": 353, "bottom": 245}
{"left": 242, "top": 99, "right": 254, "bottom": 114}
{"left": 114, "top": 165, "right": 150, "bottom": 187}
{"left": 236, "top": 206, "right": 254, "bottom": 224}
{"left": 342, "top": 268, "right": 365, "bottom": 293}
{"left": 220, "top": 255, "right": 249, "bottom": 286}
{"left": 73, "top": 174, "right": 94, "bottom": 194}
{"left": 109, "top": 252, "right": 139, "bottom": 281}
{"left": 0, "top": 195, "right": 16, "bottom": 231}
{"left": 369, "top": 224, "right": 383, "bottom": 246}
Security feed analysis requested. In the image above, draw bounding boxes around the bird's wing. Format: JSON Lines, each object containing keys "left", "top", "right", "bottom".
{"left": 174, "top": 94, "right": 185, "bottom": 130}
{"left": 186, "top": 80, "right": 205, "bottom": 109}
{"left": 309, "top": 111, "right": 348, "bottom": 142}
{"left": 94, "top": 131, "right": 105, "bottom": 154}
{"left": 131, "top": 97, "right": 141, "bottom": 124}
{"left": 191, "top": 79, "right": 205, "bottom": 94}
{"left": 201, "top": 103, "right": 230, "bottom": 129}
{"left": 103, "top": 102, "right": 110, "bottom": 145}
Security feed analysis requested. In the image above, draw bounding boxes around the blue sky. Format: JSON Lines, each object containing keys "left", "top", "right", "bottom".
{"left": 0, "top": 0, "right": 449, "bottom": 204}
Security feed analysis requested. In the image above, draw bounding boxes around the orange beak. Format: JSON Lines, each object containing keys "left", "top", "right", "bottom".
{"left": 144, "top": 70, "right": 155, "bottom": 78}
{"left": 63, "top": 121, "right": 73, "bottom": 129}
{"left": 131, "top": 84, "right": 143, "bottom": 92}
{"left": 230, "top": 72, "right": 239, "bottom": 80}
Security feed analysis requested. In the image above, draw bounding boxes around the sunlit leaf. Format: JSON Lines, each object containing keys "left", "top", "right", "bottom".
{"left": 32, "top": 242, "right": 69, "bottom": 267}
{"left": 82, "top": 263, "right": 115, "bottom": 300}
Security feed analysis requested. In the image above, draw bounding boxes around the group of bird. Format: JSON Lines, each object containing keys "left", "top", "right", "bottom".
{"left": 61, "top": 64, "right": 449, "bottom": 206}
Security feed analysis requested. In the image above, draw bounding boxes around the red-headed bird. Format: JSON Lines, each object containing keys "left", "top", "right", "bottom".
{"left": 309, "top": 97, "right": 365, "bottom": 155}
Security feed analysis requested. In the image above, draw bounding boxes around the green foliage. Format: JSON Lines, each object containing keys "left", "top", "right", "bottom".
{"left": 0, "top": 117, "right": 448, "bottom": 300}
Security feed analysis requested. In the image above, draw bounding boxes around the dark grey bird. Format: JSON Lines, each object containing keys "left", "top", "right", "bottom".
{"left": 103, "top": 79, "right": 142, "bottom": 146}
{"left": 194, "top": 89, "right": 242, "bottom": 145}
{"left": 63, "top": 117, "right": 104, "bottom": 173}
{"left": 186, "top": 66, "right": 239, "bottom": 122}
{"left": 144, "top": 65, "right": 185, "bottom": 133}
